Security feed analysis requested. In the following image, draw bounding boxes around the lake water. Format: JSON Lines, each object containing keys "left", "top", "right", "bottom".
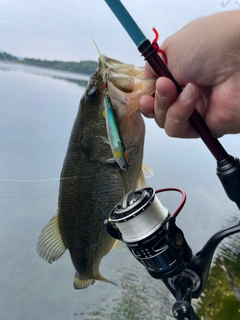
{"left": 0, "top": 61, "right": 240, "bottom": 320}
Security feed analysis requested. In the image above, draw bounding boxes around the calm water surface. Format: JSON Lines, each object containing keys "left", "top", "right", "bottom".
{"left": 0, "top": 62, "right": 240, "bottom": 320}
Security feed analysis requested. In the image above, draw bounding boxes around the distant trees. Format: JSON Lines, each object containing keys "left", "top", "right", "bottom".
{"left": 0, "top": 52, "right": 19, "bottom": 63}
{"left": 0, "top": 51, "right": 98, "bottom": 75}
{"left": 22, "top": 58, "right": 98, "bottom": 75}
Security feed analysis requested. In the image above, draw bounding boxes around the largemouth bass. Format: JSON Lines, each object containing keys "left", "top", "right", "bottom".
{"left": 37, "top": 56, "right": 155, "bottom": 290}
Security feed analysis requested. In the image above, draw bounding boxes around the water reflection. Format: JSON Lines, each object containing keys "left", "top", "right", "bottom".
{"left": 58, "top": 77, "right": 87, "bottom": 87}
{"left": 73, "top": 260, "right": 175, "bottom": 320}
{"left": 0, "top": 61, "right": 88, "bottom": 87}
{"left": 1, "top": 62, "right": 240, "bottom": 319}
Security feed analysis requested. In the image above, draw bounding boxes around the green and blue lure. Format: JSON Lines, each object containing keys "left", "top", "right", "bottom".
{"left": 103, "top": 91, "right": 129, "bottom": 171}
{"left": 93, "top": 40, "right": 129, "bottom": 171}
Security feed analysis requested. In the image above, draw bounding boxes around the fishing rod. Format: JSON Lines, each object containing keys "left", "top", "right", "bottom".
{"left": 102, "top": 1, "right": 240, "bottom": 319}
{"left": 103, "top": 0, "right": 240, "bottom": 211}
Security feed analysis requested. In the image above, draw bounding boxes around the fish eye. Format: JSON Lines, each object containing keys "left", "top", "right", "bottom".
{"left": 87, "top": 86, "right": 99, "bottom": 103}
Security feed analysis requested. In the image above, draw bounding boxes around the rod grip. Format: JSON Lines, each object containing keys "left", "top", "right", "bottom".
{"left": 138, "top": 39, "right": 228, "bottom": 161}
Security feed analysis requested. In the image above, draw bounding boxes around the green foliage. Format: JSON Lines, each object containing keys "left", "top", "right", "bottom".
{"left": 196, "top": 251, "right": 240, "bottom": 319}
{"left": 0, "top": 51, "right": 20, "bottom": 63}
{"left": 22, "top": 58, "right": 98, "bottom": 75}
{"left": 0, "top": 51, "right": 98, "bottom": 75}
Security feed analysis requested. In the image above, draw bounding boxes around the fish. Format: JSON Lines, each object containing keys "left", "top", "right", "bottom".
{"left": 36, "top": 56, "right": 156, "bottom": 290}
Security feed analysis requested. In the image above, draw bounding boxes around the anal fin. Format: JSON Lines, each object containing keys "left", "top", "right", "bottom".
{"left": 73, "top": 272, "right": 117, "bottom": 290}
{"left": 74, "top": 273, "right": 95, "bottom": 290}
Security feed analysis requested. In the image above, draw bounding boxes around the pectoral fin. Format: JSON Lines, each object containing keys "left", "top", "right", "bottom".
{"left": 36, "top": 212, "right": 66, "bottom": 263}
{"left": 136, "top": 164, "right": 154, "bottom": 189}
{"left": 136, "top": 169, "right": 147, "bottom": 189}
{"left": 142, "top": 163, "right": 154, "bottom": 178}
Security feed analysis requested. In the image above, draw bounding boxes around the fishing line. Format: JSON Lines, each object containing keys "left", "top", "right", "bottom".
{"left": 1, "top": 52, "right": 22, "bottom": 80}
{"left": 0, "top": 177, "right": 77, "bottom": 183}
{"left": 1, "top": 52, "right": 11, "bottom": 65}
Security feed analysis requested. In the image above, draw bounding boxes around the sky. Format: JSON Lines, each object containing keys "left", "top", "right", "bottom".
{"left": 0, "top": 0, "right": 239, "bottom": 65}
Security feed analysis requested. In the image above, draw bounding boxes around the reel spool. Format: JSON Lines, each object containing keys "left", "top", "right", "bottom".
{"left": 105, "top": 187, "right": 192, "bottom": 279}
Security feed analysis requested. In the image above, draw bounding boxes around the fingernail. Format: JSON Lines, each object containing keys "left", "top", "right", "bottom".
{"left": 180, "top": 83, "right": 194, "bottom": 101}
{"left": 140, "top": 110, "right": 154, "bottom": 118}
{"left": 156, "top": 87, "right": 166, "bottom": 100}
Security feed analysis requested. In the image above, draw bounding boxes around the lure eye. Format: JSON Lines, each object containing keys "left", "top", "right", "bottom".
{"left": 87, "top": 86, "right": 99, "bottom": 103}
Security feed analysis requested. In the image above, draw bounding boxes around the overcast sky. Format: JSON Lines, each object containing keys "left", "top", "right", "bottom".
{"left": 0, "top": 0, "right": 239, "bottom": 65}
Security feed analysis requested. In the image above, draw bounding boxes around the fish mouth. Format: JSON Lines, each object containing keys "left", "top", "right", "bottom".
{"left": 101, "top": 55, "right": 139, "bottom": 93}
{"left": 102, "top": 55, "right": 143, "bottom": 76}
{"left": 101, "top": 55, "right": 123, "bottom": 68}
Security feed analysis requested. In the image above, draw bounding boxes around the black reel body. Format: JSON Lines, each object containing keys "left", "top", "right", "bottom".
{"left": 105, "top": 188, "right": 192, "bottom": 279}
{"left": 127, "top": 216, "right": 192, "bottom": 279}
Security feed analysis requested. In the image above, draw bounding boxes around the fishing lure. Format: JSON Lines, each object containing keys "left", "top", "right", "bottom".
{"left": 103, "top": 75, "right": 129, "bottom": 171}
{"left": 93, "top": 39, "right": 129, "bottom": 171}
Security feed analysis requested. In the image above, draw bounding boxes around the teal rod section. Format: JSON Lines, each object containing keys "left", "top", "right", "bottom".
{"left": 104, "top": 0, "right": 147, "bottom": 47}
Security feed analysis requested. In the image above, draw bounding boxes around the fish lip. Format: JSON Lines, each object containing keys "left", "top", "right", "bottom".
{"left": 101, "top": 55, "right": 123, "bottom": 70}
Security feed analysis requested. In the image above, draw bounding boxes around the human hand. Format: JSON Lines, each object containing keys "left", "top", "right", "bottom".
{"left": 140, "top": 11, "right": 240, "bottom": 138}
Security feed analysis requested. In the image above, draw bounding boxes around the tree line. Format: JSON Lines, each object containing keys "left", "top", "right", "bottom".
{"left": 0, "top": 51, "right": 98, "bottom": 75}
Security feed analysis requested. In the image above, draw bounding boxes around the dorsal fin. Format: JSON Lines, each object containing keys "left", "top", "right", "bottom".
{"left": 92, "top": 39, "right": 106, "bottom": 74}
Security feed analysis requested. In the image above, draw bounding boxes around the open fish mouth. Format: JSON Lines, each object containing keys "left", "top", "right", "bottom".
{"left": 102, "top": 56, "right": 152, "bottom": 94}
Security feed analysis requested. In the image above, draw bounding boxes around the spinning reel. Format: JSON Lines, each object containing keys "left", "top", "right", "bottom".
{"left": 104, "top": 186, "right": 240, "bottom": 320}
